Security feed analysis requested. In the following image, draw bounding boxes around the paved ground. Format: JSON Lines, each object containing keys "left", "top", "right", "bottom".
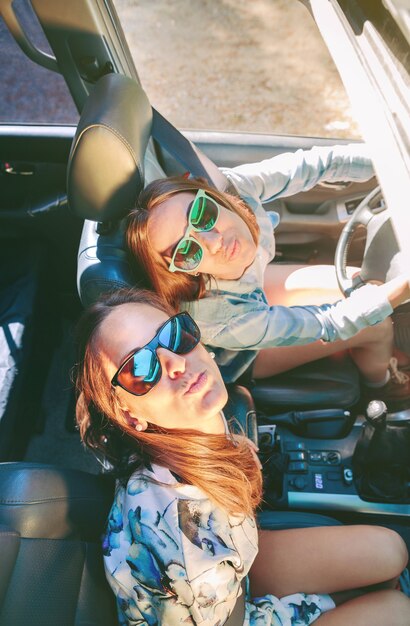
{"left": 0, "top": 6, "right": 78, "bottom": 124}
{"left": 116, "top": 0, "right": 361, "bottom": 139}
{"left": 0, "top": 0, "right": 361, "bottom": 139}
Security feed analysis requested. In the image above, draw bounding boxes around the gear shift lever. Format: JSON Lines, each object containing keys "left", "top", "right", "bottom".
{"left": 365, "top": 399, "right": 387, "bottom": 429}
{"left": 353, "top": 399, "right": 409, "bottom": 502}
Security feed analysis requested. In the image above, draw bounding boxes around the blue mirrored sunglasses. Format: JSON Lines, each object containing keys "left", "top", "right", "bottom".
{"left": 111, "top": 312, "right": 201, "bottom": 396}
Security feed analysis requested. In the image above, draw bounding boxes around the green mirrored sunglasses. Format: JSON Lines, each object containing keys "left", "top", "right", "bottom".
{"left": 168, "top": 189, "right": 220, "bottom": 273}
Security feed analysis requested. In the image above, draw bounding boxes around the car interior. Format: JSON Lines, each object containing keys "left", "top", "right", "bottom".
{"left": 0, "top": 1, "right": 409, "bottom": 624}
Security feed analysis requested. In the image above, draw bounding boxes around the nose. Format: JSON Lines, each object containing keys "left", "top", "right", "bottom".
{"left": 157, "top": 347, "right": 186, "bottom": 379}
{"left": 195, "top": 229, "right": 223, "bottom": 255}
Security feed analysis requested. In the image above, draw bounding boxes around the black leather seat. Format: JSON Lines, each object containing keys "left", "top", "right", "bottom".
{"left": 0, "top": 459, "right": 342, "bottom": 626}
{"left": 69, "top": 72, "right": 360, "bottom": 416}
{"left": 0, "top": 462, "right": 117, "bottom": 626}
{"left": 251, "top": 353, "right": 360, "bottom": 411}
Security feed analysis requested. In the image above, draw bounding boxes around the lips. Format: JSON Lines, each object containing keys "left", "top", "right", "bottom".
{"left": 184, "top": 371, "right": 208, "bottom": 395}
{"left": 227, "top": 238, "right": 239, "bottom": 261}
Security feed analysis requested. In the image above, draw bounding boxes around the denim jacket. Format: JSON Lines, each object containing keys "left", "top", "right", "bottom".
{"left": 184, "top": 144, "right": 393, "bottom": 382}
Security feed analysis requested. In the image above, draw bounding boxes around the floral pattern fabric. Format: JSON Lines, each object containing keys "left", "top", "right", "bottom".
{"left": 103, "top": 462, "right": 328, "bottom": 625}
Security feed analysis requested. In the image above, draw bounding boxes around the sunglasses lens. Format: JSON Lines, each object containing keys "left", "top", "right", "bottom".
{"left": 114, "top": 314, "right": 200, "bottom": 396}
{"left": 158, "top": 313, "right": 200, "bottom": 353}
{"left": 173, "top": 238, "right": 203, "bottom": 270}
{"left": 191, "top": 195, "right": 218, "bottom": 231}
{"left": 116, "top": 348, "right": 161, "bottom": 395}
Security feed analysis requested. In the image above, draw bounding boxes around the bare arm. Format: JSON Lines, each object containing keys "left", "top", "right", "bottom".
{"left": 378, "top": 274, "right": 410, "bottom": 310}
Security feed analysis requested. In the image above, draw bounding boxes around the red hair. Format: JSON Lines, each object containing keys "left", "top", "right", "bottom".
{"left": 75, "top": 288, "right": 262, "bottom": 516}
{"left": 126, "top": 177, "right": 260, "bottom": 310}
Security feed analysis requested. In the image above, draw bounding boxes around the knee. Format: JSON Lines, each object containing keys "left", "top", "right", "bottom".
{"left": 372, "top": 527, "right": 409, "bottom": 579}
{"left": 370, "top": 317, "right": 394, "bottom": 342}
{"left": 353, "top": 316, "right": 393, "bottom": 347}
{"left": 377, "top": 590, "right": 410, "bottom": 624}
{"left": 389, "top": 530, "right": 409, "bottom": 576}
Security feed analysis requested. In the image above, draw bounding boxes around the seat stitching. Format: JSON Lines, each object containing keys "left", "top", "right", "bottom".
{"left": 71, "top": 124, "right": 143, "bottom": 189}
{"left": 0, "top": 496, "right": 109, "bottom": 505}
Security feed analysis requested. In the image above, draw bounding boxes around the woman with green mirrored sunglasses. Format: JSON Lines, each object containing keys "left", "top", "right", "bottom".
{"left": 126, "top": 145, "right": 410, "bottom": 409}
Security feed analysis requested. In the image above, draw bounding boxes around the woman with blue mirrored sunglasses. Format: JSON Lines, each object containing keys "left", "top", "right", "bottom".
{"left": 127, "top": 146, "right": 410, "bottom": 409}
{"left": 75, "top": 288, "right": 410, "bottom": 626}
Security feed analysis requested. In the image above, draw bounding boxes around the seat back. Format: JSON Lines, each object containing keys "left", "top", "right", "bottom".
{"left": 67, "top": 73, "right": 154, "bottom": 307}
{"left": 0, "top": 463, "right": 117, "bottom": 626}
{"left": 251, "top": 353, "right": 360, "bottom": 413}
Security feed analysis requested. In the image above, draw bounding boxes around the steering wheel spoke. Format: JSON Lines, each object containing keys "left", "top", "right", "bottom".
{"left": 354, "top": 204, "right": 374, "bottom": 227}
{"left": 335, "top": 186, "right": 384, "bottom": 295}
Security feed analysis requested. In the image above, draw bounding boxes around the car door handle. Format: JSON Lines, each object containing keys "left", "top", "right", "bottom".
{"left": 2, "top": 161, "right": 35, "bottom": 175}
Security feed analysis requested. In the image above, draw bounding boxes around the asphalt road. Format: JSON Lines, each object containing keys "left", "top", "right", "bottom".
{"left": 0, "top": 7, "right": 78, "bottom": 125}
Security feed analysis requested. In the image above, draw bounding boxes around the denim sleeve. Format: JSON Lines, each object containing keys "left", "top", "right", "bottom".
{"left": 223, "top": 143, "right": 374, "bottom": 204}
{"left": 202, "top": 284, "right": 392, "bottom": 350}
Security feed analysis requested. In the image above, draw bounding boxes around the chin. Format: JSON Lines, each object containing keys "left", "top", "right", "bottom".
{"left": 202, "top": 384, "right": 228, "bottom": 414}
{"left": 230, "top": 266, "right": 248, "bottom": 280}
{"left": 233, "top": 252, "right": 255, "bottom": 278}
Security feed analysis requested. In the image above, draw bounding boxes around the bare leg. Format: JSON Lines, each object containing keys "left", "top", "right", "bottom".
{"left": 263, "top": 263, "right": 353, "bottom": 307}
{"left": 249, "top": 525, "right": 408, "bottom": 598}
{"left": 257, "top": 263, "right": 394, "bottom": 382}
{"left": 315, "top": 590, "right": 410, "bottom": 625}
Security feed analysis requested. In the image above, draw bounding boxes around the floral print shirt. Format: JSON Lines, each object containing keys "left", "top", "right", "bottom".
{"left": 103, "top": 462, "right": 331, "bottom": 625}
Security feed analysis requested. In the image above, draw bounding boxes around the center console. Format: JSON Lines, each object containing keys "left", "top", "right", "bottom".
{"left": 258, "top": 408, "right": 410, "bottom": 518}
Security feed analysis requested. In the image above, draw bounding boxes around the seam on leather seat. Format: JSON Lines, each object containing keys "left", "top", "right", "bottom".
{"left": 0, "top": 496, "right": 108, "bottom": 505}
{"left": 72, "top": 124, "right": 141, "bottom": 175}
{"left": 82, "top": 280, "right": 132, "bottom": 295}
{"left": 83, "top": 249, "right": 128, "bottom": 261}
{"left": 73, "top": 540, "right": 115, "bottom": 626}
{"left": 74, "top": 540, "right": 89, "bottom": 626}
{"left": 15, "top": 537, "right": 100, "bottom": 544}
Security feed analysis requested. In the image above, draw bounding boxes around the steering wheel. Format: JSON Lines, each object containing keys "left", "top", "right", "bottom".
{"left": 335, "top": 186, "right": 386, "bottom": 296}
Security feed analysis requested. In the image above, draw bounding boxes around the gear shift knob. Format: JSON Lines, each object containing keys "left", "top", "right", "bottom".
{"left": 365, "top": 399, "right": 387, "bottom": 428}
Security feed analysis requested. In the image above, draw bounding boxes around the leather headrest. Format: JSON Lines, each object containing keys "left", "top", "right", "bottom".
{"left": 67, "top": 73, "right": 152, "bottom": 222}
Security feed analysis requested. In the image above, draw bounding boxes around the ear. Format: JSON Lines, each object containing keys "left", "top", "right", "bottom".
{"left": 114, "top": 390, "right": 148, "bottom": 432}
{"left": 123, "top": 409, "right": 148, "bottom": 432}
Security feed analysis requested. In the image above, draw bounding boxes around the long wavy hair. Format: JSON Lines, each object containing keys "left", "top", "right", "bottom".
{"left": 126, "top": 177, "right": 260, "bottom": 310}
{"left": 75, "top": 288, "right": 262, "bottom": 516}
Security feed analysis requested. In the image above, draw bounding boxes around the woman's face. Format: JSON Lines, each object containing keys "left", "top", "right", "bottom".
{"left": 96, "top": 303, "right": 228, "bottom": 433}
{"left": 147, "top": 191, "right": 257, "bottom": 280}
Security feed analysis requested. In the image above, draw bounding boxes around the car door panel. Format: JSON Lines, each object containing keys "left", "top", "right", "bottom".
{"left": 0, "top": 123, "right": 83, "bottom": 460}
{"left": 0, "top": 126, "right": 82, "bottom": 261}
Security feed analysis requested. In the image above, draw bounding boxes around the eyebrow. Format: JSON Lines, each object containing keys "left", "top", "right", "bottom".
{"left": 118, "top": 345, "right": 142, "bottom": 366}
{"left": 117, "top": 319, "right": 167, "bottom": 367}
